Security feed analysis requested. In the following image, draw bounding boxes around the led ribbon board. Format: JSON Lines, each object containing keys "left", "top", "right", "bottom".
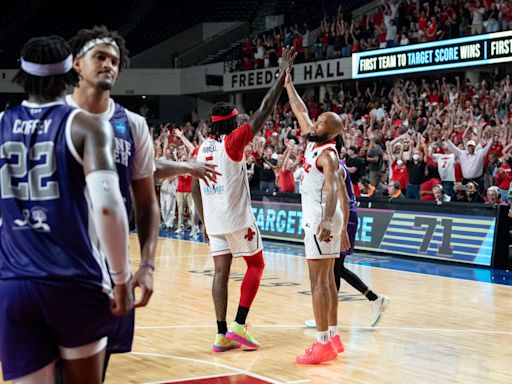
{"left": 251, "top": 200, "right": 496, "bottom": 266}
{"left": 352, "top": 30, "right": 512, "bottom": 79}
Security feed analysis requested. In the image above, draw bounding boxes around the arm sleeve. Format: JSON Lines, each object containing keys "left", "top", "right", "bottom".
{"left": 126, "top": 110, "right": 156, "bottom": 180}
{"left": 224, "top": 123, "right": 254, "bottom": 162}
{"left": 86, "top": 170, "right": 131, "bottom": 285}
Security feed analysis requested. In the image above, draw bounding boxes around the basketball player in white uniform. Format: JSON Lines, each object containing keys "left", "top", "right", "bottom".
{"left": 285, "top": 69, "right": 348, "bottom": 364}
{"left": 193, "top": 47, "right": 296, "bottom": 352}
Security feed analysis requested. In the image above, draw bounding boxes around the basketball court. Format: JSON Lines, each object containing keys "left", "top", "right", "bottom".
{"left": 95, "top": 234, "right": 512, "bottom": 384}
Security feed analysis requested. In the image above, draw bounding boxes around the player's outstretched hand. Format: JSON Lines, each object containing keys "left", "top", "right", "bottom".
{"left": 187, "top": 161, "right": 222, "bottom": 187}
{"left": 131, "top": 266, "right": 154, "bottom": 308}
{"left": 111, "top": 281, "right": 134, "bottom": 316}
{"left": 317, "top": 219, "right": 333, "bottom": 242}
{"left": 279, "top": 46, "right": 298, "bottom": 74}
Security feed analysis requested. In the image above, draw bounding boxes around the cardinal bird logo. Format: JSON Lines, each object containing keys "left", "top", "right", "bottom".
{"left": 244, "top": 228, "right": 255, "bottom": 241}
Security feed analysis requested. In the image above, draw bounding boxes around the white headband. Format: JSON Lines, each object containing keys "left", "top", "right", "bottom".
{"left": 20, "top": 54, "right": 73, "bottom": 77}
{"left": 76, "top": 37, "right": 120, "bottom": 58}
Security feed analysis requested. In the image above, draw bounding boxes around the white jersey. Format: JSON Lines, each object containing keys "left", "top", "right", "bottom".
{"left": 195, "top": 123, "right": 255, "bottom": 235}
{"left": 300, "top": 142, "right": 342, "bottom": 233}
{"left": 432, "top": 153, "right": 456, "bottom": 182}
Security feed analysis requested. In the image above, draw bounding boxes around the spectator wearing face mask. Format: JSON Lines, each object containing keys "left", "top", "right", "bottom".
{"left": 404, "top": 136, "right": 428, "bottom": 199}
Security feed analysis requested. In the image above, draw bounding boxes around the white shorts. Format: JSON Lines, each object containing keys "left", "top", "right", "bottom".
{"left": 208, "top": 223, "right": 263, "bottom": 257}
{"left": 304, "top": 230, "right": 341, "bottom": 260}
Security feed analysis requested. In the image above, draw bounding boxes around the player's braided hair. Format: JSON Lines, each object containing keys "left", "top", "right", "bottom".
{"left": 68, "top": 25, "right": 129, "bottom": 72}
{"left": 12, "top": 35, "right": 79, "bottom": 98}
{"left": 209, "top": 102, "right": 238, "bottom": 140}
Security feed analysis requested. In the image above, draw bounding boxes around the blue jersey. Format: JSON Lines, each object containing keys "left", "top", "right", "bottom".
{"left": 110, "top": 103, "right": 134, "bottom": 214}
{"left": 339, "top": 159, "right": 358, "bottom": 213}
{"left": 0, "top": 101, "right": 110, "bottom": 291}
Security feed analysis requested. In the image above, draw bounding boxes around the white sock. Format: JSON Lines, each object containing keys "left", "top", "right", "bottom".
{"left": 328, "top": 326, "right": 338, "bottom": 337}
{"left": 316, "top": 330, "right": 329, "bottom": 344}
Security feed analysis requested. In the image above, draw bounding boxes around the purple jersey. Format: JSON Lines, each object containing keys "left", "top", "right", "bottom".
{"left": 340, "top": 159, "right": 358, "bottom": 256}
{"left": 110, "top": 103, "right": 134, "bottom": 214}
{"left": 0, "top": 101, "right": 110, "bottom": 291}
{"left": 339, "top": 159, "right": 357, "bottom": 213}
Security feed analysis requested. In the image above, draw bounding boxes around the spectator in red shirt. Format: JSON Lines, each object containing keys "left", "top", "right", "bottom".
{"left": 495, "top": 161, "right": 512, "bottom": 203}
{"left": 426, "top": 17, "right": 438, "bottom": 42}
{"left": 391, "top": 158, "right": 409, "bottom": 193}
{"left": 420, "top": 164, "right": 442, "bottom": 200}
{"left": 373, "top": 6, "right": 384, "bottom": 27}
{"left": 278, "top": 162, "right": 296, "bottom": 193}
{"left": 176, "top": 160, "right": 194, "bottom": 233}
{"left": 418, "top": 11, "right": 428, "bottom": 32}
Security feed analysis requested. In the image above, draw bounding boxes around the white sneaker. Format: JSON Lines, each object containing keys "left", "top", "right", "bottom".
{"left": 304, "top": 319, "right": 317, "bottom": 328}
{"left": 371, "top": 295, "right": 389, "bottom": 327}
{"left": 175, "top": 227, "right": 184, "bottom": 235}
{"left": 190, "top": 226, "right": 200, "bottom": 238}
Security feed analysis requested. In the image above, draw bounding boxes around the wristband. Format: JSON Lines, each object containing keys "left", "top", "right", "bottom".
{"left": 140, "top": 260, "right": 155, "bottom": 271}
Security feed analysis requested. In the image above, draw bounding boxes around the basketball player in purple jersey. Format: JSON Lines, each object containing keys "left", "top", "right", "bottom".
{"left": 304, "top": 137, "right": 390, "bottom": 329}
{"left": 0, "top": 35, "right": 132, "bottom": 384}
{"left": 66, "top": 26, "right": 220, "bottom": 380}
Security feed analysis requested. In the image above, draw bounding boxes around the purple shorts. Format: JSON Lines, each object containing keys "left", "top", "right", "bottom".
{"left": 340, "top": 210, "right": 358, "bottom": 257}
{"left": 0, "top": 279, "right": 114, "bottom": 380}
{"left": 106, "top": 308, "right": 135, "bottom": 354}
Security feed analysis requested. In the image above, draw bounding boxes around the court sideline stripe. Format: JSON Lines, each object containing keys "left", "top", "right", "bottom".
{"left": 131, "top": 351, "right": 285, "bottom": 384}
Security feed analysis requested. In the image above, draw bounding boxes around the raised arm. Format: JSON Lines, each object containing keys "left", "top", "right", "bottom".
{"left": 285, "top": 68, "right": 313, "bottom": 135}
{"left": 175, "top": 128, "right": 196, "bottom": 154}
{"left": 282, "top": 144, "right": 292, "bottom": 172}
{"left": 249, "top": 46, "right": 297, "bottom": 136}
{"left": 445, "top": 138, "right": 462, "bottom": 158}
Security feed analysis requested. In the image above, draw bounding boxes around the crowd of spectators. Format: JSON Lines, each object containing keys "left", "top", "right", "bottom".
{"left": 151, "top": 72, "right": 512, "bottom": 231}
{"left": 233, "top": 0, "right": 512, "bottom": 71}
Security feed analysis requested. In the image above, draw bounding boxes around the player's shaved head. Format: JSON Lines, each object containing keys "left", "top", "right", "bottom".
{"left": 322, "top": 112, "right": 343, "bottom": 136}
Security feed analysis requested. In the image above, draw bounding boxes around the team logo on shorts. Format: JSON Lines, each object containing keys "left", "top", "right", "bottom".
{"left": 244, "top": 228, "right": 255, "bottom": 241}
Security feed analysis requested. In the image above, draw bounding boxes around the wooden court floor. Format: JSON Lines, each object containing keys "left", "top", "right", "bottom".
{"left": 4, "top": 234, "right": 512, "bottom": 383}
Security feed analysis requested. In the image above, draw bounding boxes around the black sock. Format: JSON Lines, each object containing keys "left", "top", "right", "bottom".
{"left": 217, "top": 321, "right": 227, "bottom": 335}
{"left": 367, "top": 290, "right": 378, "bottom": 301}
{"left": 235, "top": 306, "right": 250, "bottom": 325}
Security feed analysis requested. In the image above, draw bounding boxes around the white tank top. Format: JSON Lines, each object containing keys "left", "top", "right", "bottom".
{"left": 300, "top": 142, "right": 342, "bottom": 233}
{"left": 196, "top": 137, "right": 255, "bottom": 235}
